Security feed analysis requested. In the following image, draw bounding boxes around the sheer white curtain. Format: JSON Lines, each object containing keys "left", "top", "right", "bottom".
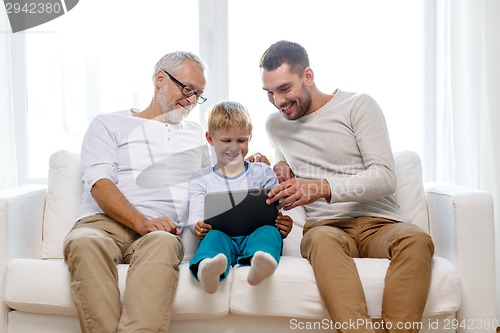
{"left": 431, "top": 0, "right": 500, "bottom": 319}
{"left": 0, "top": 11, "right": 18, "bottom": 191}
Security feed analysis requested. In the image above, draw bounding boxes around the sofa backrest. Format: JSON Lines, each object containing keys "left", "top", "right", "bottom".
{"left": 41, "top": 150, "right": 428, "bottom": 260}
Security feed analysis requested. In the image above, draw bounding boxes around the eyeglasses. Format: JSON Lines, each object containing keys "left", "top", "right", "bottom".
{"left": 162, "top": 70, "right": 207, "bottom": 104}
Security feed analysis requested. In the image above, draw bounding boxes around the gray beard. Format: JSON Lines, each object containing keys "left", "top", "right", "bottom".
{"left": 165, "top": 108, "right": 188, "bottom": 124}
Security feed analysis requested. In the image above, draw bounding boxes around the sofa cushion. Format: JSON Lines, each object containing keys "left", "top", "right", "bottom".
{"left": 3, "top": 259, "right": 230, "bottom": 320}
{"left": 42, "top": 151, "right": 82, "bottom": 259}
{"left": 393, "top": 151, "right": 429, "bottom": 232}
{"left": 41, "top": 150, "right": 429, "bottom": 259}
{"left": 230, "top": 256, "right": 460, "bottom": 319}
{"left": 4, "top": 256, "right": 460, "bottom": 321}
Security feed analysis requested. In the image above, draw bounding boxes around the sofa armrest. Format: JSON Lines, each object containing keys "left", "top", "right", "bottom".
{"left": 425, "top": 182, "right": 496, "bottom": 332}
{"left": 0, "top": 184, "right": 47, "bottom": 331}
{"left": 0, "top": 184, "right": 47, "bottom": 261}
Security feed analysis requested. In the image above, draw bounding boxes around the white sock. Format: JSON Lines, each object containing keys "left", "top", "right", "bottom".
{"left": 198, "top": 253, "right": 227, "bottom": 294}
{"left": 247, "top": 251, "right": 277, "bottom": 286}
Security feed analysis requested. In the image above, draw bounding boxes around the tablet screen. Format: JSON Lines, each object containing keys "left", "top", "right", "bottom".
{"left": 204, "top": 188, "right": 278, "bottom": 237}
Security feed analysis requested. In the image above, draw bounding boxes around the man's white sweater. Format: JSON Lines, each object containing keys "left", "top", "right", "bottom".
{"left": 265, "top": 90, "right": 405, "bottom": 223}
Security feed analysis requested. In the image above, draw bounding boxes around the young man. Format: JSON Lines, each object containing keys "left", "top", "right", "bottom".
{"left": 187, "top": 100, "right": 293, "bottom": 294}
{"left": 63, "top": 51, "right": 211, "bottom": 332}
{"left": 260, "top": 40, "right": 434, "bottom": 333}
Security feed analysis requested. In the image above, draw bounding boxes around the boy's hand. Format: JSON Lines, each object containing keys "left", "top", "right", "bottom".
{"left": 194, "top": 220, "right": 212, "bottom": 240}
{"left": 275, "top": 211, "right": 293, "bottom": 238}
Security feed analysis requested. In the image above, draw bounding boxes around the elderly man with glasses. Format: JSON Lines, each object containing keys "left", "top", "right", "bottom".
{"left": 63, "top": 51, "right": 210, "bottom": 333}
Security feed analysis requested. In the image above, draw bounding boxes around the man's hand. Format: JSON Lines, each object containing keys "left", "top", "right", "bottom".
{"left": 275, "top": 211, "right": 293, "bottom": 238}
{"left": 267, "top": 178, "right": 331, "bottom": 210}
{"left": 139, "top": 216, "right": 180, "bottom": 236}
{"left": 91, "top": 179, "right": 180, "bottom": 236}
{"left": 194, "top": 220, "right": 212, "bottom": 240}
{"left": 246, "top": 152, "right": 270, "bottom": 166}
{"left": 273, "top": 160, "right": 295, "bottom": 183}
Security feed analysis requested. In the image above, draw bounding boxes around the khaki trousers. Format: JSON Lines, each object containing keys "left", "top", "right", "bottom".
{"left": 300, "top": 217, "right": 434, "bottom": 333}
{"left": 63, "top": 214, "right": 183, "bottom": 333}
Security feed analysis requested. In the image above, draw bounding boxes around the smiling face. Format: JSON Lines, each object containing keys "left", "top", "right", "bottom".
{"left": 261, "top": 63, "right": 314, "bottom": 120}
{"left": 207, "top": 126, "right": 251, "bottom": 171}
{"left": 156, "top": 60, "right": 206, "bottom": 123}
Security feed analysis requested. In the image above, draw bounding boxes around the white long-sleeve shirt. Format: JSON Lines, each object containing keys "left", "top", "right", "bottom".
{"left": 266, "top": 90, "right": 405, "bottom": 223}
{"left": 77, "top": 109, "right": 211, "bottom": 229}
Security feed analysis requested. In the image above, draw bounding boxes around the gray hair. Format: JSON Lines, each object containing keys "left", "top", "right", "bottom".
{"left": 152, "top": 51, "right": 208, "bottom": 81}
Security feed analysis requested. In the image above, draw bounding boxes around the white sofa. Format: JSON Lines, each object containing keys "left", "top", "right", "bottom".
{"left": 0, "top": 150, "right": 496, "bottom": 333}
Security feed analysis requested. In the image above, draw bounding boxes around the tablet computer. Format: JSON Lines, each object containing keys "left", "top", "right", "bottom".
{"left": 204, "top": 188, "right": 278, "bottom": 237}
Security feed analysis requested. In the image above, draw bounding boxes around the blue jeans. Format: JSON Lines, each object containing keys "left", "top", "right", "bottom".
{"left": 189, "top": 225, "right": 283, "bottom": 280}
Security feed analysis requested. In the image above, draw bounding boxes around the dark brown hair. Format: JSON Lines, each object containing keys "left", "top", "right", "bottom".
{"left": 259, "top": 40, "right": 310, "bottom": 76}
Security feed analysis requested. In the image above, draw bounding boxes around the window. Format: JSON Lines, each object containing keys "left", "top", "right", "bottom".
{"left": 227, "top": 0, "right": 424, "bottom": 164}
{"left": 18, "top": 0, "right": 424, "bottom": 181}
{"left": 23, "top": 0, "right": 199, "bottom": 179}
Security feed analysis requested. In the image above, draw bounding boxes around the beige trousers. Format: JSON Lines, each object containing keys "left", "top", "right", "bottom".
{"left": 300, "top": 217, "right": 434, "bottom": 333}
{"left": 63, "top": 214, "right": 183, "bottom": 333}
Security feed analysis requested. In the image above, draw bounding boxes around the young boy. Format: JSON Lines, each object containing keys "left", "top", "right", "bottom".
{"left": 187, "top": 100, "right": 293, "bottom": 294}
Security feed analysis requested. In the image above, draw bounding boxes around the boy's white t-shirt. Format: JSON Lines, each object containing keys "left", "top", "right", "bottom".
{"left": 187, "top": 161, "right": 278, "bottom": 232}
